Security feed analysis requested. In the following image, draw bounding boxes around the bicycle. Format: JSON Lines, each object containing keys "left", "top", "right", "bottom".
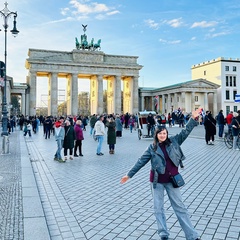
{"left": 224, "top": 131, "right": 240, "bottom": 149}
{"left": 224, "top": 132, "right": 233, "bottom": 149}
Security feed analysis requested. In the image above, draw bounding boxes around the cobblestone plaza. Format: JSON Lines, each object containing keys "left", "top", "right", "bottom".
{"left": 0, "top": 124, "right": 239, "bottom": 239}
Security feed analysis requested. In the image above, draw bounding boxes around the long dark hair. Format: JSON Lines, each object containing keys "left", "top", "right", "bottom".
{"left": 153, "top": 125, "right": 171, "bottom": 151}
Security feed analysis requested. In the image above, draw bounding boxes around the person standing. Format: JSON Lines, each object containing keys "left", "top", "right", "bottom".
{"left": 231, "top": 112, "right": 240, "bottom": 150}
{"left": 216, "top": 110, "right": 225, "bottom": 138}
{"left": 74, "top": 120, "right": 84, "bottom": 157}
{"left": 146, "top": 112, "right": 155, "bottom": 137}
{"left": 115, "top": 115, "right": 123, "bottom": 137}
{"left": 106, "top": 117, "right": 116, "bottom": 154}
{"left": 120, "top": 108, "right": 202, "bottom": 240}
{"left": 63, "top": 120, "right": 75, "bottom": 160}
{"left": 204, "top": 111, "right": 216, "bottom": 145}
{"left": 89, "top": 114, "right": 97, "bottom": 135}
{"left": 54, "top": 117, "right": 65, "bottom": 162}
{"left": 226, "top": 111, "right": 233, "bottom": 134}
{"left": 44, "top": 116, "right": 52, "bottom": 139}
{"left": 94, "top": 115, "right": 105, "bottom": 156}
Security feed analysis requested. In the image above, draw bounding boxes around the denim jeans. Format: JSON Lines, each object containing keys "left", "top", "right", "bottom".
{"left": 96, "top": 135, "right": 104, "bottom": 154}
{"left": 233, "top": 136, "right": 239, "bottom": 149}
{"left": 218, "top": 124, "right": 224, "bottom": 137}
{"left": 151, "top": 183, "right": 199, "bottom": 240}
{"left": 55, "top": 139, "right": 63, "bottom": 159}
{"left": 90, "top": 127, "right": 94, "bottom": 135}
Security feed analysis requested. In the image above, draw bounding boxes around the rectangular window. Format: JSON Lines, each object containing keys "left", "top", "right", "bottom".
{"left": 225, "top": 66, "right": 229, "bottom": 71}
{"left": 195, "top": 96, "right": 198, "bottom": 102}
{"left": 226, "top": 106, "right": 230, "bottom": 114}
{"left": 226, "top": 90, "right": 230, "bottom": 100}
{"left": 226, "top": 76, "right": 229, "bottom": 86}
{"left": 230, "top": 76, "right": 232, "bottom": 86}
{"left": 233, "top": 90, "right": 237, "bottom": 100}
{"left": 204, "top": 70, "right": 206, "bottom": 75}
{"left": 234, "top": 106, "right": 238, "bottom": 112}
{"left": 233, "top": 66, "right": 237, "bottom": 71}
{"left": 233, "top": 76, "right": 236, "bottom": 86}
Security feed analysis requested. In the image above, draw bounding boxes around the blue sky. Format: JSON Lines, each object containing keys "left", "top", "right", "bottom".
{"left": 2, "top": 0, "right": 240, "bottom": 102}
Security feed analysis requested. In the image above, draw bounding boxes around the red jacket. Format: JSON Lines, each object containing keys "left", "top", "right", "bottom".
{"left": 226, "top": 113, "right": 233, "bottom": 125}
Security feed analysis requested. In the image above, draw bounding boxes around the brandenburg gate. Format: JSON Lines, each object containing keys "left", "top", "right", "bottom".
{"left": 25, "top": 29, "right": 142, "bottom": 116}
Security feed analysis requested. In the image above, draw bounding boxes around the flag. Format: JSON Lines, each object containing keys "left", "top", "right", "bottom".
{"left": 235, "top": 94, "right": 240, "bottom": 103}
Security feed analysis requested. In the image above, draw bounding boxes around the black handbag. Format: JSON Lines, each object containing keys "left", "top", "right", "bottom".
{"left": 170, "top": 173, "right": 185, "bottom": 188}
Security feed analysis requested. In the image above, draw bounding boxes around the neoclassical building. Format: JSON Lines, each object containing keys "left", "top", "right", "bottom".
{"left": 139, "top": 79, "right": 220, "bottom": 116}
{"left": 25, "top": 48, "right": 142, "bottom": 116}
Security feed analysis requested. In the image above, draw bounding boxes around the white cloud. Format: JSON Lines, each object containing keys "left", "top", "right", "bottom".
{"left": 165, "top": 18, "right": 183, "bottom": 28}
{"left": 159, "top": 38, "right": 181, "bottom": 44}
{"left": 144, "top": 19, "right": 159, "bottom": 30}
{"left": 191, "top": 36, "right": 196, "bottom": 40}
{"left": 206, "top": 31, "right": 229, "bottom": 38}
{"left": 69, "top": 0, "right": 109, "bottom": 14}
{"left": 191, "top": 21, "right": 218, "bottom": 28}
{"left": 106, "top": 10, "right": 120, "bottom": 16}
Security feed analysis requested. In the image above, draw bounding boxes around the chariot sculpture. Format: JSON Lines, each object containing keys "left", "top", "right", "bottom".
{"left": 75, "top": 24, "right": 101, "bottom": 51}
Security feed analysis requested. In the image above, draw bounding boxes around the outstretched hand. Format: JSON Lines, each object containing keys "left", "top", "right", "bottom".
{"left": 191, "top": 107, "right": 202, "bottom": 119}
{"left": 120, "top": 175, "right": 129, "bottom": 184}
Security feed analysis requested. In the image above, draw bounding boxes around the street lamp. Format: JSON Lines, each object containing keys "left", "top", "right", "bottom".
{"left": 0, "top": 2, "right": 19, "bottom": 136}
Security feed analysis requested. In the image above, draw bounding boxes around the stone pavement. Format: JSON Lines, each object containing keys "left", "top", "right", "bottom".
{"left": 0, "top": 123, "right": 240, "bottom": 240}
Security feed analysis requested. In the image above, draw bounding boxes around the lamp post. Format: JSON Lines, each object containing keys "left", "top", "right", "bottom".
{"left": 0, "top": 2, "right": 19, "bottom": 136}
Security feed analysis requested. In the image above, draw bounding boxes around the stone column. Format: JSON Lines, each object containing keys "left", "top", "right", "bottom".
{"left": 204, "top": 92, "right": 208, "bottom": 111}
{"left": 115, "top": 75, "right": 122, "bottom": 114}
{"left": 132, "top": 76, "right": 139, "bottom": 114}
{"left": 66, "top": 73, "right": 78, "bottom": 116}
{"left": 71, "top": 73, "right": 78, "bottom": 116}
{"left": 181, "top": 92, "right": 186, "bottom": 111}
{"left": 174, "top": 93, "right": 178, "bottom": 111}
{"left": 162, "top": 94, "right": 166, "bottom": 113}
{"left": 48, "top": 72, "right": 58, "bottom": 116}
{"left": 28, "top": 71, "right": 37, "bottom": 116}
{"left": 141, "top": 96, "right": 145, "bottom": 111}
{"left": 21, "top": 93, "right": 26, "bottom": 116}
{"left": 191, "top": 92, "right": 195, "bottom": 111}
{"left": 167, "top": 94, "right": 171, "bottom": 114}
{"left": 97, "top": 75, "right": 103, "bottom": 114}
{"left": 213, "top": 92, "right": 217, "bottom": 116}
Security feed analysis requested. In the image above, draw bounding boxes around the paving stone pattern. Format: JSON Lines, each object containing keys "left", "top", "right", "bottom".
{"left": 1, "top": 123, "right": 240, "bottom": 240}
{"left": 0, "top": 132, "right": 23, "bottom": 240}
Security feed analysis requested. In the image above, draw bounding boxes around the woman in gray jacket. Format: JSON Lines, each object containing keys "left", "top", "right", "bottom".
{"left": 121, "top": 108, "right": 201, "bottom": 240}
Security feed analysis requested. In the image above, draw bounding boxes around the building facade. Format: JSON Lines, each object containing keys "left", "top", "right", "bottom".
{"left": 139, "top": 79, "right": 220, "bottom": 116}
{"left": 192, "top": 57, "right": 240, "bottom": 115}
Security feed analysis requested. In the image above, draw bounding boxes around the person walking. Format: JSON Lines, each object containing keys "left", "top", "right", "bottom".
{"left": 216, "top": 110, "right": 225, "bottom": 138}
{"left": 120, "top": 108, "right": 202, "bottom": 240}
{"left": 106, "top": 117, "right": 116, "bottom": 154}
{"left": 128, "top": 116, "right": 135, "bottom": 133}
{"left": 204, "top": 111, "right": 216, "bottom": 145}
{"left": 54, "top": 117, "right": 65, "bottom": 162}
{"left": 94, "top": 115, "right": 105, "bottom": 156}
{"left": 23, "top": 121, "right": 32, "bottom": 137}
{"left": 74, "top": 120, "right": 84, "bottom": 157}
{"left": 231, "top": 112, "right": 240, "bottom": 150}
{"left": 63, "top": 119, "right": 75, "bottom": 160}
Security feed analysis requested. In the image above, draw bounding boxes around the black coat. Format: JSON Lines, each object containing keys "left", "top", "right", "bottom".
{"left": 63, "top": 125, "right": 76, "bottom": 149}
{"left": 204, "top": 115, "right": 216, "bottom": 136}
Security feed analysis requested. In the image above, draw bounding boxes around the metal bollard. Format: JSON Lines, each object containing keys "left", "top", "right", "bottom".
{"left": 2, "top": 135, "right": 9, "bottom": 154}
